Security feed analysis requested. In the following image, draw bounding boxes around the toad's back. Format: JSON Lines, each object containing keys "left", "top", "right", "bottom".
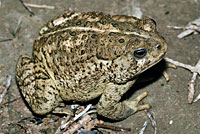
{"left": 32, "top": 12, "right": 133, "bottom": 100}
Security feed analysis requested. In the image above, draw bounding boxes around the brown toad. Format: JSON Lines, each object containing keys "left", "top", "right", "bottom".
{"left": 16, "top": 12, "right": 167, "bottom": 120}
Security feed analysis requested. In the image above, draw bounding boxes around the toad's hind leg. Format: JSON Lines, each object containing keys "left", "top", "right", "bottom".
{"left": 16, "top": 55, "right": 61, "bottom": 115}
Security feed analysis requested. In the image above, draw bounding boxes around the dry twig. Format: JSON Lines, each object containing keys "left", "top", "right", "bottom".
{"left": 0, "top": 38, "right": 13, "bottom": 42}
{"left": 54, "top": 104, "right": 97, "bottom": 133}
{"left": 138, "top": 121, "right": 148, "bottom": 134}
{"left": 0, "top": 15, "right": 23, "bottom": 42}
{"left": 0, "top": 75, "right": 12, "bottom": 104}
{"left": 63, "top": 114, "right": 92, "bottom": 134}
{"left": 167, "top": 17, "right": 200, "bottom": 38}
{"left": 145, "top": 110, "right": 157, "bottom": 134}
{"left": 0, "top": 16, "right": 23, "bottom": 43}
{"left": 96, "top": 123, "right": 131, "bottom": 131}
{"left": 22, "top": 16, "right": 43, "bottom": 26}
{"left": 13, "top": 16, "right": 23, "bottom": 38}
{"left": 0, "top": 97, "right": 21, "bottom": 107}
{"left": 78, "top": 129, "right": 96, "bottom": 134}
{"left": 23, "top": 2, "right": 55, "bottom": 9}
{"left": 56, "top": 103, "right": 132, "bottom": 133}
{"left": 165, "top": 57, "right": 200, "bottom": 103}
{"left": 60, "top": 104, "right": 92, "bottom": 130}
{"left": 194, "top": 91, "right": 200, "bottom": 102}
{"left": 55, "top": 116, "right": 71, "bottom": 134}
{"left": 19, "top": 0, "right": 34, "bottom": 16}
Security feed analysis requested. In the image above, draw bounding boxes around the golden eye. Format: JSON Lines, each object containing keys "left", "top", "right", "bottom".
{"left": 133, "top": 48, "right": 147, "bottom": 59}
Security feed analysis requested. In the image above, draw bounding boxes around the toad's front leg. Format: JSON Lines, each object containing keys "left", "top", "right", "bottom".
{"left": 96, "top": 81, "right": 150, "bottom": 120}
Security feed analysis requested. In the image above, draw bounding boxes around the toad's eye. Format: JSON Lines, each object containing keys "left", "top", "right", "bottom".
{"left": 133, "top": 48, "right": 147, "bottom": 59}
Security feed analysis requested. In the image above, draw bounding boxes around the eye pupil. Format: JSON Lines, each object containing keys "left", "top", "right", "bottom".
{"left": 133, "top": 48, "right": 147, "bottom": 59}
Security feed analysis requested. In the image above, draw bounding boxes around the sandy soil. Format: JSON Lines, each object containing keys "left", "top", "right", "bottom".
{"left": 0, "top": 0, "right": 199, "bottom": 133}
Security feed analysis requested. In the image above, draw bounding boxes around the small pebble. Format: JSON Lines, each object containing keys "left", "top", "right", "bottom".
{"left": 169, "top": 120, "right": 173, "bottom": 125}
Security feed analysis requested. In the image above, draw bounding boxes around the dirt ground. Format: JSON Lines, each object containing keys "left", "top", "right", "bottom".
{"left": 0, "top": 0, "right": 200, "bottom": 134}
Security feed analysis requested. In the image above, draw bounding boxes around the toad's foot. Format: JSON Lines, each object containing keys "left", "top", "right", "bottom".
{"left": 125, "top": 92, "right": 150, "bottom": 113}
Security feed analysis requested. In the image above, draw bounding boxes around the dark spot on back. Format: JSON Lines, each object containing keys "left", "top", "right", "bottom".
{"left": 48, "top": 40, "right": 52, "bottom": 45}
{"left": 75, "top": 66, "right": 79, "bottom": 71}
{"left": 70, "top": 48, "right": 74, "bottom": 53}
{"left": 109, "top": 32, "right": 115, "bottom": 36}
{"left": 112, "top": 23, "right": 118, "bottom": 27}
{"left": 81, "top": 50, "right": 85, "bottom": 55}
{"left": 69, "top": 31, "right": 76, "bottom": 36}
{"left": 84, "top": 21, "right": 90, "bottom": 27}
{"left": 82, "top": 35, "right": 87, "bottom": 40}
{"left": 99, "top": 20, "right": 106, "bottom": 25}
{"left": 91, "top": 34, "right": 97, "bottom": 39}
{"left": 100, "top": 62, "right": 103, "bottom": 69}
{"left": 118, "top": 38, "right": 125, "bottom": 43}
{"left": 76, "top": 21, "right": 82, "bottom": 25}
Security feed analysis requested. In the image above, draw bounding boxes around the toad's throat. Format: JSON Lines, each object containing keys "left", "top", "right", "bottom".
{"left": 137, "top": 53, "right": 166, "bottom": 76}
